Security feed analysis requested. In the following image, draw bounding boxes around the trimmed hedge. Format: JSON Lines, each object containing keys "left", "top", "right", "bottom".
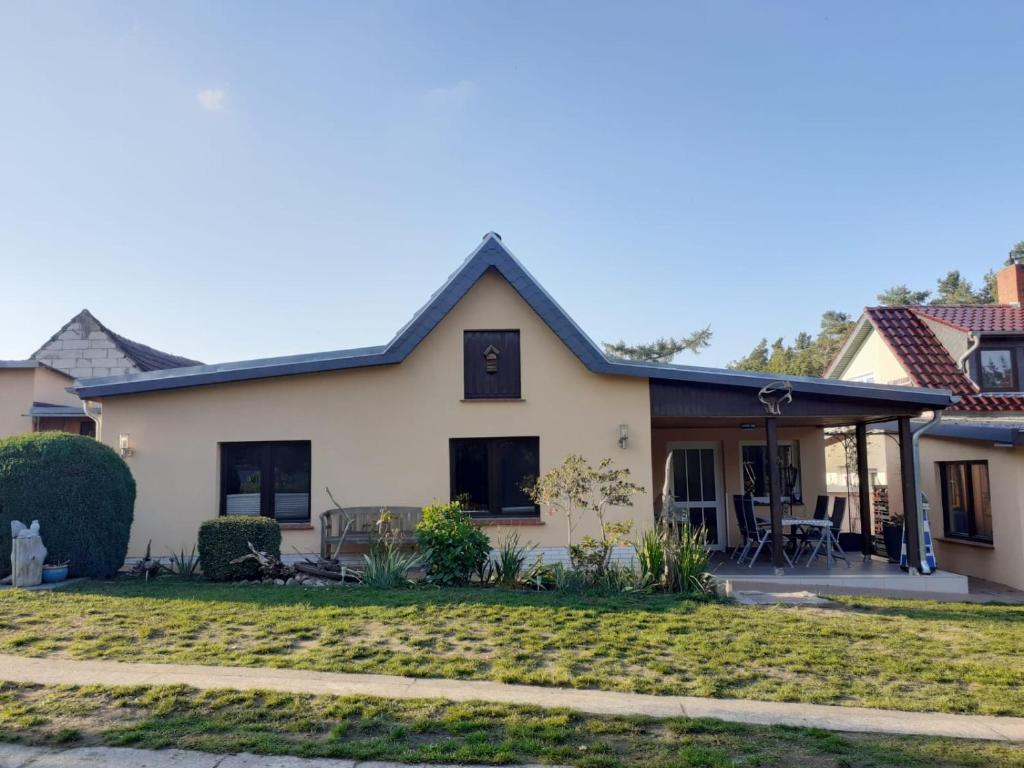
{"left": 0, "top": 432, "right": 135, "bottom": 579}
{"left": 198, "top": 516, "right": 282, "bottom": 581}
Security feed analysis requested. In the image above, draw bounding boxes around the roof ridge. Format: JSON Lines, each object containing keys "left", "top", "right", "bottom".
{"left": 71, "top": 235, "right": 956, "bottom": 410}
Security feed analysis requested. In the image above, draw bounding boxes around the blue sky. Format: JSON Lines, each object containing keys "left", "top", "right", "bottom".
{"left": 1, "top": 1, "right": 1022, "bottom": 369}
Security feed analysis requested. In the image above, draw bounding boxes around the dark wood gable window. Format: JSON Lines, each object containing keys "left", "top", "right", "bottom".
{"left": 464, "top": 330, "right": 521, "bottom": 399}
{"left": 221, "top": 441, "right": 311, "bottom": 523}
{"left": 450, "top": 437, "right": 539, "bottom": 517}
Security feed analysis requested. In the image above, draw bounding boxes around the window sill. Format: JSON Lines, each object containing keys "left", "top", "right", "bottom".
{"left": 460, "top": 398, "right": 526, "bottom": 403}
{"left": 471, "top": 517, "right": 545, "bottom": 526}
{"left": 936, "top": 536, "right": 994, "bottom": 550}
{"left": 279, "top": 523, "right": 314, "bottom": 531}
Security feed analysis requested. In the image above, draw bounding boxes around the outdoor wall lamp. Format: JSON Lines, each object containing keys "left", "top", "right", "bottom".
{"left": 119, "top": 433, "right": 134, "bottom": 458}
{"left": 618, "top": 424, "right": 629, "bottom": 449}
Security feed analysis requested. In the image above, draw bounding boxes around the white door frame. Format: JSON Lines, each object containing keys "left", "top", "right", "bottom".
{"left": 666, "top": 441, "right": 727, "bottom": 551}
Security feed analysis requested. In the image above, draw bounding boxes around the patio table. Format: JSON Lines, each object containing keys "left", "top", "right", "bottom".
{"left": 782, "top": 516, "right": 833, "bottom": 568}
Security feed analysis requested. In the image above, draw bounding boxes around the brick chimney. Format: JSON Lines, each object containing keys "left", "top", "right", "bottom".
{"left": 996, "top": 264, "right": 1024, "bottom": 306}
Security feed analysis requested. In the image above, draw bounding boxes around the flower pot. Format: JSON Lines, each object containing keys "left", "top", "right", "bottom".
{"left": 41, "top": 564, "right": 69, "bottom": 583}
{"left": 882, "top": 524, "right": 903, "bottom": 563}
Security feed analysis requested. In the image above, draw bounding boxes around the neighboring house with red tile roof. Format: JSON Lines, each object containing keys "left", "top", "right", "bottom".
{"left": 823, "top": 263, "right": 1024, "bottom": 589}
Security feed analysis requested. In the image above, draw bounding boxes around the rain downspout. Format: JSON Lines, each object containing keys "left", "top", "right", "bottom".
{"left": 910, "top": 410, "right": 942, "bottom": 574}
{"left": 956, "top": 332, "right": 980, "bottom": 380}
{"left": 82, "top": 400, "right": 101, "bottom": 436}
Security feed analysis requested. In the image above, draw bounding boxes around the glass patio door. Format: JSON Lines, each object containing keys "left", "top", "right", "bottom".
{"left": 668, "top": 443, "right": 725, "bottom": 550}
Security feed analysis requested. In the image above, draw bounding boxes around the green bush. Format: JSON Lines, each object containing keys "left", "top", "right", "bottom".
{"left": 197, "top": 516, "right": 281, "bottom": 581}
{"left": 0, "top": 432, "right": 135, "bottom": 579}
{"left": 415, "top": 500, "right": 491, "bottom": 585}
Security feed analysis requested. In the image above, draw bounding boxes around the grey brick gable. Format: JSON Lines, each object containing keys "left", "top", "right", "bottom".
{"left": 32, "top": 309, "right": 201, "bottom": 379}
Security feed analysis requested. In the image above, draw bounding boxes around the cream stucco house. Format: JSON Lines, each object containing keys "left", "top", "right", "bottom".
{"left": 825, "top": 263, "right": 1024, "bottom": 590}
{"left": 71, "top": 234, "right": 955, "bottom": 575}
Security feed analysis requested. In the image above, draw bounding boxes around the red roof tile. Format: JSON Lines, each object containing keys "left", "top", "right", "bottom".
{"left": 956, "top": 394, "right": 1024, "bottom": 412}
{"left": 864, "top": 308, "right": 972, "bottom": 393}
{"left": 914, "top": 305, "right": 1024, "bottom": 332}
{"left": 863, "top": 307, "right": 1024, "bottom": 413}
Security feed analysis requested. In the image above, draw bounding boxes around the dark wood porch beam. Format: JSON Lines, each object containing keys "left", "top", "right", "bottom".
{"left": 855, "top": 423, "right": 873, "bottom": 560}
{"left": 765, "top": 417, "right": 785, "bottom": 570}
{"left": 897, "top": 416, "right": 922, "bottom": 573}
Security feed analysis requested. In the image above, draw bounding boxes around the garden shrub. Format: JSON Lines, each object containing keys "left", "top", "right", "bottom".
{"left": 197, "top": 516, "right": 281, "bottom": 581}
{"left": 0, "top": 432, "right": 135, "bottom": 578}
{"left": 415, "top": 500, "right": 491, "bottom": 584}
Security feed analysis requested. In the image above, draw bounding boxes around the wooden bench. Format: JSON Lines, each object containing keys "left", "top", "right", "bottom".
{"left": 319, "top": 505, "right": 423, "bottom": 560}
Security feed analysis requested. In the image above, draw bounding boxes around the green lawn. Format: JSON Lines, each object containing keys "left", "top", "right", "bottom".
{"left": 0, "top": 580, "right": 1022, "bottom": 716}
{"left": 2, "top": 682, "right": 1023, "bottom": 768}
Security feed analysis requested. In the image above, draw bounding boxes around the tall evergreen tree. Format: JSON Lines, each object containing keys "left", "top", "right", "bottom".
{"left": 1006, "top": 241, "right": 1024, "bottom": 266}
{"left": 728, "top": 311, "right": 853, "bottom": 377}
{"left": 603, "top": 327, "right": 712, "bottom": 363}
{"left": 932, "top": 270, "right": 986, "bottom": 304}
{"left": 877, "top": 284, "right": 931, "bottom": 306}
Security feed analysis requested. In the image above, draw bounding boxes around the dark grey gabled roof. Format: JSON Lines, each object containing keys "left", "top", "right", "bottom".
{"left": 71, "top": 233, "right": 957, "bottom": 409}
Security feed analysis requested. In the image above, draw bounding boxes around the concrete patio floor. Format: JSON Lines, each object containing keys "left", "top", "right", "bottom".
{"left": 711, "top": 553, "right": 976, "bottom": 598}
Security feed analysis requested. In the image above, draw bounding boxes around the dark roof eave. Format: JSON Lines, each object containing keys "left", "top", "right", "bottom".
{"left": 629, "top": 362, "right": 956, "bottom": 408}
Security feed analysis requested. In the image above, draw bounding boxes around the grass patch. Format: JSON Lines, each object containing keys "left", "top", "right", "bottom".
{"left": 2, "top": 681, "right": 1023, "bottom": 768}
{"left": 0, "top": 580, "right": 1022, "bottom": 715}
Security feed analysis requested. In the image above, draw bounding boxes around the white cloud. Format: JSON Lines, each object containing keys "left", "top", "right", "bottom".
{"left": 196, "top": 87, "right": 226, "bottom": 112}
{"left": 422, "top": 80, "right": 477, "bottom": 108}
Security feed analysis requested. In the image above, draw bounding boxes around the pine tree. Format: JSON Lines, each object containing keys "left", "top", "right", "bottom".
{"left": 877, "top": 284, "right": 931, "bottom": 306}
{"left": 603, "top": 327, "right": 712, "bottom": 363}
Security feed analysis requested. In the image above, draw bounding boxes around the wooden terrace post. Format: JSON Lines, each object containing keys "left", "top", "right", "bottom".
{"left": 897, "top": 416, "right": 922, "bottom": 573}
{"left": 765, "top": 416, "right": 785, "bottom": 571}
{"left": 855, "top": 422, "right": 874, "bottom": 560}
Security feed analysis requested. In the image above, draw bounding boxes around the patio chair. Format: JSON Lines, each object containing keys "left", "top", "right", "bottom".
{"left": 731, "top": 495, "right": 755, "bottom": 562}
{"left": 736, "top": 494, "right": 793, "bottom": 568}
{"left": 801, "top": 496, "right": 850, "bottom": 567}
{"left": 790, "top": 495, "right": 829, "bottom": 559}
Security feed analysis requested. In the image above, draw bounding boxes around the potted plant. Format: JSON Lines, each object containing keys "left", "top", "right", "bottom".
{"left": 882, "top": 514, "right": 904, "bottom": 563}
{"left": 41, "top": 560, "right": 70, "bottom": 583}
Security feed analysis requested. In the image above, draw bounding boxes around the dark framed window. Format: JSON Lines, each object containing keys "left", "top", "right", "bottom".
{"left": 220, "top": 441, "right": 311, "bottom": 523}
{"left": 450, "top": 437, "right": 538, "bottom": 517}
{"left": 740, "top": 443, "right": 802, "bottom": 504}
{"left": 977, "top": 349, "right": 1016, "bottom": 392}
{"left": 938, "top": 461, "right": 993, "bottom": 543}
{"left": 79, "top": 420, "right": 96, "bottom": 438}
{"left": 464, "top": 330, "right": 521, "bottom": 399}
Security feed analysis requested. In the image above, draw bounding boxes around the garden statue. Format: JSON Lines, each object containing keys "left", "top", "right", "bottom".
{"left": 10, "top": 520, "right": 47, "bottom": 588}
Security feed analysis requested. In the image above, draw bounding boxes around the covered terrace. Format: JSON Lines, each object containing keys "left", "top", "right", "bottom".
{"left": 646, "top": 366, "right": 959, "bottom": 581}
